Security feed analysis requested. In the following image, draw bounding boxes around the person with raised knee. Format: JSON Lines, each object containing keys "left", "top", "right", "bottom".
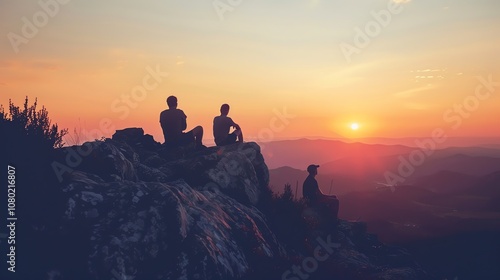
{"left": 213, "top": 103, "right": 243, "bottom": 146}
{"left": 303, "top": 164, "right": 339, "bottom": 221}
{"left": 160, "top": 95, "right": 203, "bottom": 147}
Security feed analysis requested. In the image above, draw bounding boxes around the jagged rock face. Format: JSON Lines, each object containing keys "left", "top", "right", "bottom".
{"left": 56, "top": 128, "right": 282, "bottom": 279}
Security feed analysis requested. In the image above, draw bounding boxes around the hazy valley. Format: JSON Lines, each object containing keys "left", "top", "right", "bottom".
{"left": 266, "top": 138, "right": 500, "bottom": 279}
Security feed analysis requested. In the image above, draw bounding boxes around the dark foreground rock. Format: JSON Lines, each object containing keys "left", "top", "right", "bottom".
{"left": 43, "top": 128, "right": 434, "bottom": 280}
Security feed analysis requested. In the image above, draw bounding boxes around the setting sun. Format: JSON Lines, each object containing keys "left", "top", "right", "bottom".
{"left": 351, "top": 123, "right": 360, "bottom": 130}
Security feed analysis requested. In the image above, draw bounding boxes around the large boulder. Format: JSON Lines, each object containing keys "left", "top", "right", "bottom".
{"left": 62, "top": 174, "right": 282, "bottom": 279}
{"left": 54, "top": 129, "right": 281, "bottom": 279}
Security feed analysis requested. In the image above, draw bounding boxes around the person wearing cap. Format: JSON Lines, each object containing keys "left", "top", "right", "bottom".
{"left": 303, "top": 164, "right": 339, "bottom": 220}
{"left": 160, "top": 95, "right": 204, "bottom": 147}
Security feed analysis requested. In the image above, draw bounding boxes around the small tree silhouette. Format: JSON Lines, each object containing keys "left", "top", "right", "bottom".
{"left": 281, "top": 183, "right": 294, "bottom": 201}
{"left": 0, "top": 96, "right": 68, "bottom": 148}
{"left": 0, "top": 97, "right": 68, "bottom": 279}
{"left": 258, "top": 184, "right": 308, "bottom": 253}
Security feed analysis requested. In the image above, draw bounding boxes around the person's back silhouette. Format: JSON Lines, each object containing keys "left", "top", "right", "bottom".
{"left": 160, "top": 96, "right": 203, "bottom": 147}
{"left": 213, "top": 104, "right": 243, "bottom": 146}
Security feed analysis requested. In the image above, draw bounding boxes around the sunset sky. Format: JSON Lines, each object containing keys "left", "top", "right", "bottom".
{"left": 1, "top": 0, "right": 499, "bottom": 145}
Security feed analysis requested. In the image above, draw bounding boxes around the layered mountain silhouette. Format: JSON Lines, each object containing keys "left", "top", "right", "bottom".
{"left": 267, "top": 138, "right": 500, "bottom": 280}
{"left": 269, "top": 139, "right": 500, "bottom": 194}
{"left": 262, "top": 139, "right": 414, "bottom": 170}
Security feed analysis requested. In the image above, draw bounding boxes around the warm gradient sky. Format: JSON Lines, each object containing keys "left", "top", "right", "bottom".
{"left": 1, "top": 0, "right": 500, "bottom": 145}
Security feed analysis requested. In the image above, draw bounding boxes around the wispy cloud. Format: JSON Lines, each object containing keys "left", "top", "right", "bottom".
{"left": 405, "top": 102, "right": 432, "bottom": 111}
{"left": 411, "top": 69, "right": 447, "bottom": 83}
{"left": 31, "top": 62, "right": 62, "bottom": 71}
{"left": 0, "top": 60, "right": 62, "bottom": 71}
{"left": 176, "top": 56, "right": 185, "bottom": 65}
{"left": 394, "top": 84, "right": 435, "bottom": 98}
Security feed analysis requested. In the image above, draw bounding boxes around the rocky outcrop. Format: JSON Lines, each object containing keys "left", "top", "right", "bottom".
{"left": 53, "top": 128, "right": 281, "bottom": 280}
{"left": 49, "top": 128, "right": 432, "bottom": 280}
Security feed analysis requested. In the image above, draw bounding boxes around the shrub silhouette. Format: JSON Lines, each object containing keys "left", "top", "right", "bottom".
{"left": 0, "top": 96, "right": 67, "bottom": 149}
{"left": 261, "top": 184, "right": 308, "bottom": 253}
{"left": 1, "top": 97, "right": 69, "bottom": 279}
{"left": 281, "top": 183, "right": 295, "bottom": 202}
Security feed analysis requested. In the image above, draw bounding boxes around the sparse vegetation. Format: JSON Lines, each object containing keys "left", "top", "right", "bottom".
{"left": 0, "top": 96, "right": 68, "bottom": 149}
{"left": 260, "top": 184, "right": 309, "bottom": 252}
{"left": 1, "top": 97, "right": 68, "bottom": 279}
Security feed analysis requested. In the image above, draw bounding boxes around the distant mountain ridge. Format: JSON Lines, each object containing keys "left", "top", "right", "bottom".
{"left": 261, "top": 138, "right": 414, "bottom": 169}
{"left": 262, "top": 138, "right": 500, "bottom": 170}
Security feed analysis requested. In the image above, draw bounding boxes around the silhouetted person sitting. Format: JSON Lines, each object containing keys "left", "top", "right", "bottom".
{"left": 213, "top": 104, "right": 243, "bottom": 146}
{"left": 303, "top": 164, "right": 339, "bottom": 221}
{"left": 160, "top": 96, "right": 203, "bottom": 147}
